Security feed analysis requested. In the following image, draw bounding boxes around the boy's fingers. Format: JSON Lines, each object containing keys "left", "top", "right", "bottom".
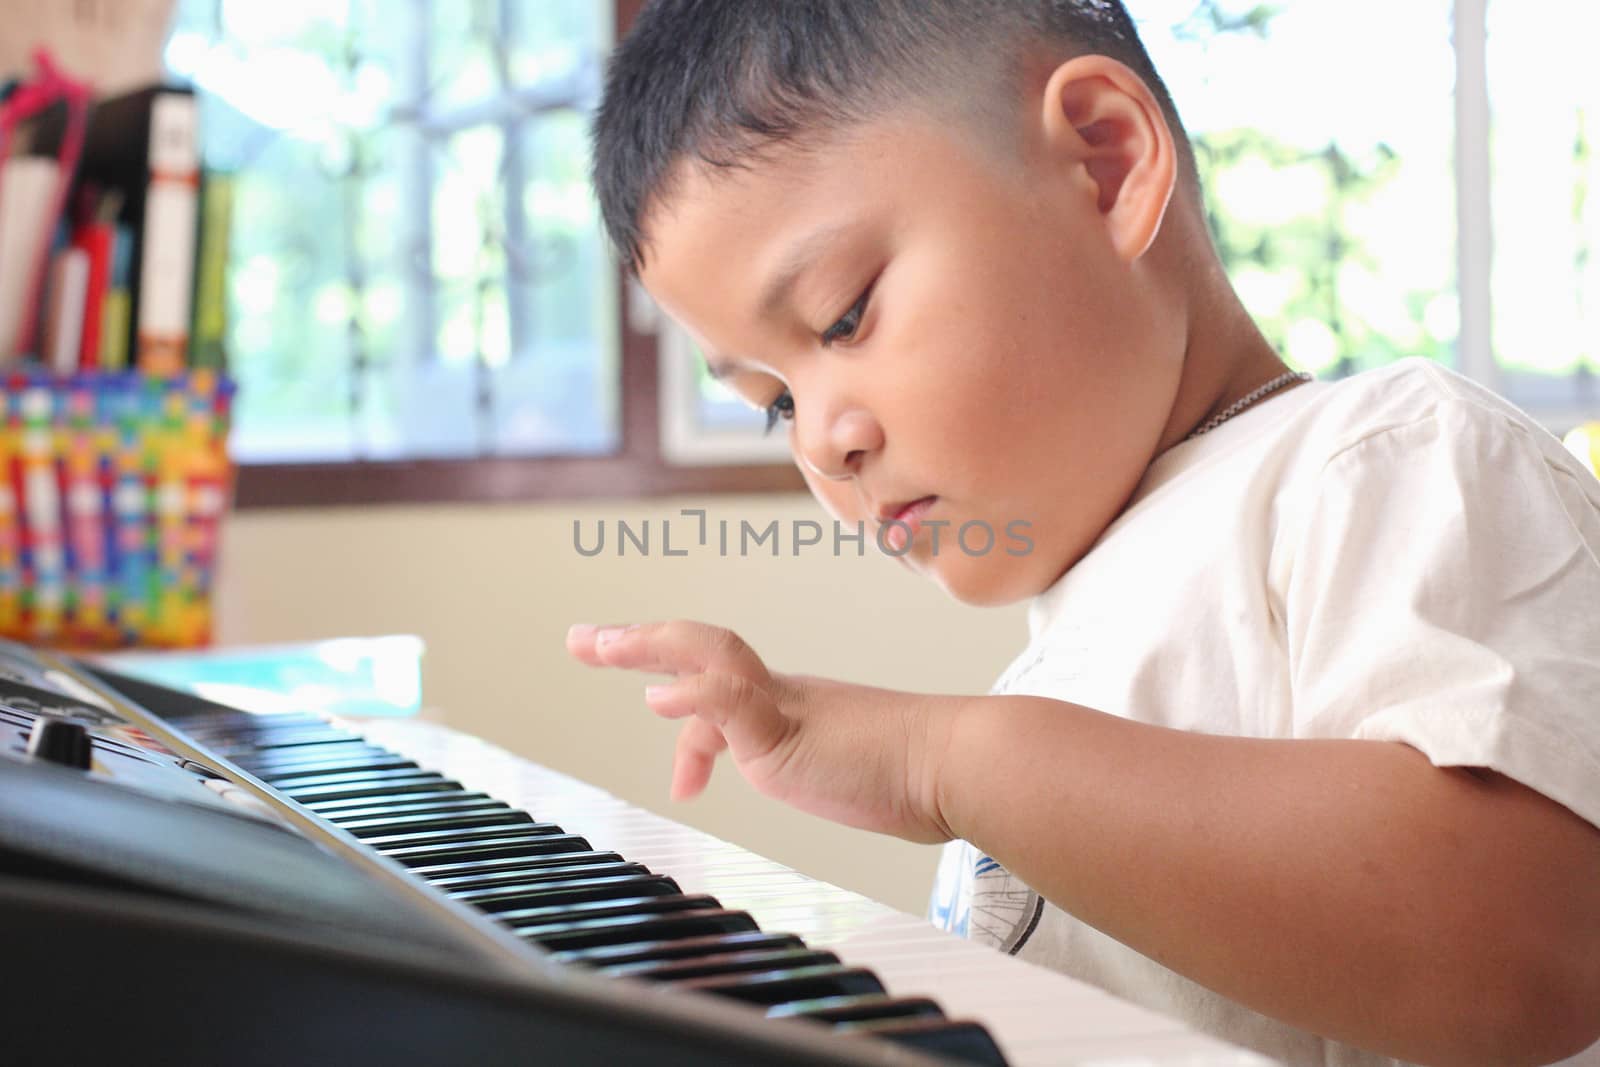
{"left": 594, "top": 620, "right": 768, "bottom": 681}
{"left": 566, "top": 622, "right": 630, "bottom": 666}
{"left": 646, "top": 672, "right": 791, "bottom": 768}
{"left": 670, "top": 717, "right": 727, "bottom": 801}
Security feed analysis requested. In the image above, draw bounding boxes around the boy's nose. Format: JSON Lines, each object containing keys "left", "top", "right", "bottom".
{"left": 796, "top": 407, "right": 884, "bottom": 481}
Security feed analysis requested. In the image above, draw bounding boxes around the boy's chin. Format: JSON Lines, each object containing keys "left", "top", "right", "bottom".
{"left": 915, "top": 553, "right": 1054, "bottom": 608}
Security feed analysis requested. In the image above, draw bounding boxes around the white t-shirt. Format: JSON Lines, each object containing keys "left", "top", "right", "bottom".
{"left": 930, "top": 358, "right": 1600, "bottom": 1066}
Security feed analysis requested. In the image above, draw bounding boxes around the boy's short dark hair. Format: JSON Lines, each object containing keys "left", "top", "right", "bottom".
{"left": 592, "top": 0, "right": 1194, "bottom": 273}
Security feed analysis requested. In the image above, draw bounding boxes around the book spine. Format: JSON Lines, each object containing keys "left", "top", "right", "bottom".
{"left": 42, "top": 247, "right": 90, "bottom": 374}
{"left": 190, "top": 172, "right": 233, "bottom": 371}
{"left": 0, "top": 158, "right": 62, "bottom": 361}
{"left": 134, "top": 92, "right": 200, "bottom": 375}
{"left": 100, "top": 223, "right": 134, "bottom": 371}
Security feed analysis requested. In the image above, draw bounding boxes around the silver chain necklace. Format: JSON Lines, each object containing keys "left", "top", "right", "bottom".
{"left": 1185, "top": 369, "right": 1313, "bottom": 442}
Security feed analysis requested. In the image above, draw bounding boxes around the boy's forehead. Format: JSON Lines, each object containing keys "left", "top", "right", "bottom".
{"left": 639, "top": 111, "right": 997, "bottom": 320}
{"left": 649, "top": 134, "right": 857, "bottom": 246}
{"left": 639, "top": 142, "right": 872, "bottom": 321}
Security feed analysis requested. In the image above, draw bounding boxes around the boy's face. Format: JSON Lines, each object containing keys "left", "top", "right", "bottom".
{"left": 639, "top": 107, "right": 1186, "bottom": 605}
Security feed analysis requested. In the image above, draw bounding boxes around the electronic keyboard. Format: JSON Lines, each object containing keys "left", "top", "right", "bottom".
{"left": 0, "top": 640, "right": 1267, "bottom": 1065}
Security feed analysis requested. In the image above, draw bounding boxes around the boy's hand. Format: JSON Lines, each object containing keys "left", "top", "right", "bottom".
{"left": 566, "top": 621, "right": 958, "bottom": 844}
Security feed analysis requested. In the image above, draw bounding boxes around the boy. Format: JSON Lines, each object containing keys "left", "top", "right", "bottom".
{"left": 567, "top": 1, "right": 1600, "bottom": 1063}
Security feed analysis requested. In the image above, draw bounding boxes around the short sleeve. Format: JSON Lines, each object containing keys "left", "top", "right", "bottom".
{"left": 1284, "top": 398, "right": 1600, "bottom": 831}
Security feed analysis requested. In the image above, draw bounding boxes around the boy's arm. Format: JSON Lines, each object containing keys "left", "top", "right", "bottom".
{"left": 569, "top": 620, "right": 1600, "bottom": 1067}
{"left": 938, "top": 693, "right": 1600, "bottom": 1067}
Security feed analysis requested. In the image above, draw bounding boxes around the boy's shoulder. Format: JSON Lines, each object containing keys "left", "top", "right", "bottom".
{"left": 1307, "top": 357, "right": 1532, "bottom": 441}
{"left": 1272, "top": 357, "right": 1579, "bottom": 479}
{"left": 1133, "top": 356, "right": 1594, "bottom": 523}
{"left": 1247, "top": 358, "right": 1600, "bottom": 549}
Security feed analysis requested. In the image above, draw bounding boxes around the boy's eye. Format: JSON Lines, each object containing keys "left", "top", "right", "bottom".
{"left": 821, "top": 286, "right": 872, "bottom": 346}
{"left": 763, "top": 390, "right": 795, "bottom": 436}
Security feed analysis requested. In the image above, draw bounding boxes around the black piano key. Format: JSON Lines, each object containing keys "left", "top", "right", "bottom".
{"left": 177, "top": 711, "right": 327, "bottom": 734}
{"left": 548, "top": 931, "right": 805, "bottom": 969}
{"left": 234, "top": 741, "right": 395, "bottom": 768}
{"left": 676, "top": 965, "right": 884, "bottom": 1007}
{"left": 238, "top": 751, "right": 419, "bottom": 777}
{"left": 272, "top": 767, "right": 455, "bottom": 791}
{"left": 363, "top": 822, "right": 564, "bottom": 852}
{"left": 207, "top": 727, "right": 362, "bottom": 751}
{"left": 518, "top": 908, "right": 760, "bottom": 952}
{"left": 279, "top": 774, "right": 453, "bottom": 803}
{"left": 261, "top": 763, "right": 434, "bottom": 788}
{"left": 425, "top": 860, "right": 645, "bottom": 892}
{"left": 450, "top": 874, "right": 681, "bottom": 913}
{"left": 408, "top": 851, "right": 625, "bottom": 881}
{"left": 172, "top": 721, "right": 324, "bottom": 744}
{"left": 836, "top": 1018, "right": 1009, "bottom": 1066}
{"left": 600, "top": 947, "right": 841, "bottom": 983}
{"left": 501, "top": 893, "right": 720, "bottom": 930}
{"left": 300, "top": 788, "right": 479, "bottom": 815}
{"left": 231, "top": 733, "right": 378, "bottom": 751}
{"left": 338, "top": 809, "right": 532, "bottom": 840}
{"left": 316, "top": 796, "right": 508, "bottom": 823}
{"left": 327, "top": 805, "right": 521, "bottom": 832}
{"left": 766, "top": 995, "right": 945, "bottom": 1024}
{"left": 221, "top": 720, "right": 356, "bottom": 738}
{"left": 379, "top": 833, "right": 589, "bottom": 867}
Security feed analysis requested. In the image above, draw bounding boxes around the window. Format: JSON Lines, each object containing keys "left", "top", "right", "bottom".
{"left": 1140, "top": 0, "right": 1596, "bottom": 426}
{"left": 1486, "top": 0, "right": 1599, "bottom": 422}
{"left": 166, "top": 0, "right": 615, "bottom": 461}
{"left": 165, "top": 0, "right": 802, "bottom": 504}
{"left": 1141, "top": 0, "right": 1458, "bottom": 378}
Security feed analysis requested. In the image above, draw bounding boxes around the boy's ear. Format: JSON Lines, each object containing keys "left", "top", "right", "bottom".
{"left": 1039, "top": 55, "right": 1178, "bottom": 263}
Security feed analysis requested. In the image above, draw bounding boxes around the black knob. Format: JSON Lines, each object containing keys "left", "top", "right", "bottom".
{"left": 26, "top": 718, "right": 93, "bottom": 770}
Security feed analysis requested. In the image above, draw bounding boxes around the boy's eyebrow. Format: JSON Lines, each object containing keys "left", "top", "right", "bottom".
{"left": 757, "top": 221, "right": 855, "bottom": 321}
{"left": 702, "top": 220, "right": 859, "bottom": 380}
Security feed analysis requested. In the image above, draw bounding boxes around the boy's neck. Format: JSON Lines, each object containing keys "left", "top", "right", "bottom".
{"left": 1156, "top": 247, "right": 1299, "bottom": 455}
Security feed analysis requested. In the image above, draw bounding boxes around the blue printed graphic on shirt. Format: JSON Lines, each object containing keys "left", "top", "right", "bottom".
{"left": 931, "top": 841, "right": 1040, "bottom": 951}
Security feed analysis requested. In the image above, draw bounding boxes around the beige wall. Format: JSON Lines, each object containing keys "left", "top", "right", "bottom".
{"left": 0, "top": 0, "right": 176, "bottom": 97}
{"left": 213, "top": 494, "right": 1028, "bottom": 916}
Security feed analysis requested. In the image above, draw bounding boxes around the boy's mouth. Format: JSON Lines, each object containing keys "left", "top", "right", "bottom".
{"left": 878, "top": 496, "right": 937, "bottom": 553}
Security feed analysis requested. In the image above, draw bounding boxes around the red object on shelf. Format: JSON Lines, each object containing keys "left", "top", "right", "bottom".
{"left": 71, "top": 219, "right": 114, "bottom": 371}
{"left": 0, "top": 49, "right": 94, "bottom": 361}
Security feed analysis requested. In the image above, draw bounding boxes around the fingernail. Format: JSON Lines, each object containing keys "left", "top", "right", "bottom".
{"left": 567, "top": 623, "right": 596, "bottom": 643}
{"left": 644, "top": 684, "right": 669, "bottom": 701}
{"left": 595, "top": 626, "right": 626, "bottom": 646}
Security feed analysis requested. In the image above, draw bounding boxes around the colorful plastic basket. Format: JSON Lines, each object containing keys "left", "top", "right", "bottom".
{"left": 0, "top": 370, "right": 234, "bottom": 649}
